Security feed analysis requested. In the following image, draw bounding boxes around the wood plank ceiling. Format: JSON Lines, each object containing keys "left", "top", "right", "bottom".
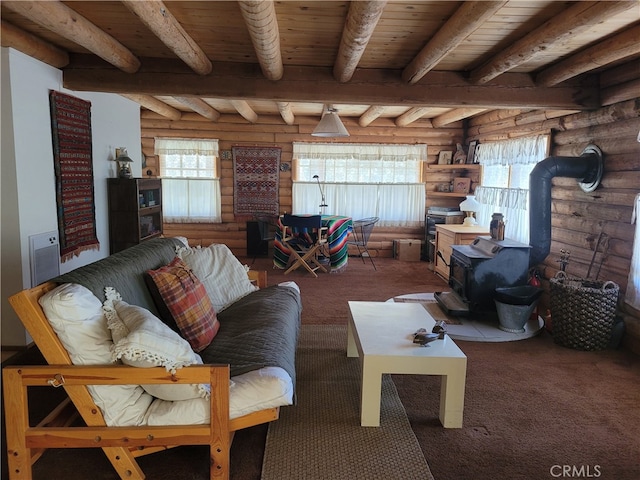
{"left": 2, "top": 1, "right": 639, "bottom": 128}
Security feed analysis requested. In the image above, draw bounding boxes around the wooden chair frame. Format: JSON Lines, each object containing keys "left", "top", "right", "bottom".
{"left": 280, "top": 215, "right": 329, "bottom": 278}
{"left": 3, "top": 271, "right": 276, "bottom": 480}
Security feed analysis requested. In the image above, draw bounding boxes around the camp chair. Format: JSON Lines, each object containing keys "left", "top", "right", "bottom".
{"left": 280, "top": 214, "right": 329, "bottom": 278}
{"left": 347, "top": 217, "right": 379, "bottom": 270}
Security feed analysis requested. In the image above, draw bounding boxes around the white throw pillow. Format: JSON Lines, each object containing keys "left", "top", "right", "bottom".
{"left": 103, "top": 287, "right": 210, "bottom": 401}
{"left": 144, "top": 367, "right": 294, "bottom": 425}
{"left": 38, "top": 283, "right": 153, "bottom": 426}
{"left": 177, "top": 243, "right": 258, "bottom": 312}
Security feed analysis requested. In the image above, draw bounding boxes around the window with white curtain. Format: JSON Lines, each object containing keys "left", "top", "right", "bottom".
{"left": 626, "top": 194, "right": 640, "bottom": 310}
{"left": 292, "top": 143, "right": 426, "bottom": 227}
{"left": 474, "top": 135, "right": 549, "bottom": 244}
{"left": 155, "top": 138, "right": 221, "bottom": 223}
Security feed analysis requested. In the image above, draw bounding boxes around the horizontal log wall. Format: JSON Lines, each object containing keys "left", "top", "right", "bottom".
{"left": 141, "top": 115, "right": 465, "bottom": 258}
{"left": 467, "top": 60, "right": 640, "bottom": 354}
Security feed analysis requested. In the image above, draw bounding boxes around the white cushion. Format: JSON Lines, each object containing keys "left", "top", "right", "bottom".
{"left": 176, "top": 243, "right": 258, "bottom": 312}
{"left": 38, "top": 283, "right": 153, "bottom": 426}
{"left": 144, "top": 366, "right": 294, "bottom": 425}
{"left": 103, "top": 287, "right": 210, "bottom": 401}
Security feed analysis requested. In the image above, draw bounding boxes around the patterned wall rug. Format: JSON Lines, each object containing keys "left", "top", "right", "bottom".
{"left": 232, "top": 146, "right": 281, "bottom": 218}
{"left": 49, "top": 91, "right": 99, "bottom": 261}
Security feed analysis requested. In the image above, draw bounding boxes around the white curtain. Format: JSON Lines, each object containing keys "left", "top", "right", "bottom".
{"left": 292, "top": 143, "right": 426, "bottom": 226}
{"left": 292, "top": 182, "right": 425, "bottom": 227}
{"left": 626, "top": 193, "right": 640, "bottom": 310}
{"left": 474, "top": 136, "right": 549, "bottom": 244}
{"left": 155, "top": 138, "right": 221, "bottom": 223}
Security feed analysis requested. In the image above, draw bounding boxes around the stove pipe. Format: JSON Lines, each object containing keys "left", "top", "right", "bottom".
{"left": 529, "top": 144, "right": 603, "bottom": 267}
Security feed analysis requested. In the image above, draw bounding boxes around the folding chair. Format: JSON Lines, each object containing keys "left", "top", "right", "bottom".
{"left": 281, "top": 214, "right": 329, "bottom": 277}
{"left": 347, "top": 216, "right": 379, "bottom": 270}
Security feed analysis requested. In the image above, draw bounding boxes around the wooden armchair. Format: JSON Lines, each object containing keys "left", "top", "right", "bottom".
{"left": 3, "top": 271, "right": 275, "bottom": 480}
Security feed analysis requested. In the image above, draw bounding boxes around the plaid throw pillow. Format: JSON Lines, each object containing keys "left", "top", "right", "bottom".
{"left": 147, "top": 257, "right": 219, "bottom": 352}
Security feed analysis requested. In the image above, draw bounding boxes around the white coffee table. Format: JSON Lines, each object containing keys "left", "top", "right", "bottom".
{"left": 347, "top": 301, "right": 467, "bottom": 428}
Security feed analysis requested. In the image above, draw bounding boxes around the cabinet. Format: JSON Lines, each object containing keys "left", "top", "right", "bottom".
{"left": 434, "top": 224, "right": 488, "bottom": 281}
{"left": 108, "top": 178, "right": 162, "bottom": 254}
{"left": 424, "top": 212, "right": 464, "bottom": 262}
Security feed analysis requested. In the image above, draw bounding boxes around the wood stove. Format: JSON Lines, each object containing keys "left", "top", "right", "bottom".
{"left": 436, "top": 236, "right": 531, "bottom": 315}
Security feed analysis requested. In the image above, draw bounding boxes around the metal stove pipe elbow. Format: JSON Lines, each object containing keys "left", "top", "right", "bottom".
{"left": 529, "top": 145, "right": 603, "bottom": 267}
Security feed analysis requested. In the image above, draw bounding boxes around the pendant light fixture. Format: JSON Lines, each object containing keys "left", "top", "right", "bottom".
{"left": 311, "top": 105, "right": 350, "bottom": 137}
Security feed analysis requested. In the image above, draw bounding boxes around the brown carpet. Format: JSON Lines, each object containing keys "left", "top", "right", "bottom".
{"left": 261, "top": 325, "right": 433, "bottom": 480}
{"left": 8, "top": 255, "right": 640, "bottom": 479}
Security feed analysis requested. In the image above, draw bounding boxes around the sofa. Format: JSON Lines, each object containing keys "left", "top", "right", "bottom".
{"left": 4, "top": 237, "right": 302, "bottom": 479}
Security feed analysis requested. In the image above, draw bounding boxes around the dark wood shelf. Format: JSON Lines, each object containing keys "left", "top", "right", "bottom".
{"left": 108, "top": 178, "right": 163, "bottom": 254}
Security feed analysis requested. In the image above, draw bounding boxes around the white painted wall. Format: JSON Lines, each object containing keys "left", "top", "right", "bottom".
{"left": 1, "top": 48, "right": 141, "bottom": 347}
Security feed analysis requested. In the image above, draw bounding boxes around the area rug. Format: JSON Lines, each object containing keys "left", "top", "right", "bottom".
{"left": 233, "top": 145, "right": 281, "bottom": 218}
{"left": 261, "top": 325, "right": 433, "bottom": 480}
{"left": 49, "top": 90, "right": 99, "bottom": 261}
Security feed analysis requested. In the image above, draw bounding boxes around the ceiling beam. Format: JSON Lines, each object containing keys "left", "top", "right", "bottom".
{"left": 277, "top": 102, "right": 295, "bottom": 125}
{"left": 122, "top": 0, "right": 212, "bottom": 76}
{"left": 395, "top": 108, "right": 434, "bottom": 127}
{"left": 2, "top": 0, "right": 140, "bottom": 73}
{"left": 120, "top": 94, "right": 182, "bottom": 120}
{"left": 230, "top": 100, "right": 259, "bottom": 123}
{"left": 237, "top": 0, "right": 283, "bottom": 81}
{"left": 432, "top": 108, "right": 487, "bottom": 128}
{"left": 173, "top": 96, "right": 220, "bottom": 121}
{"left": 63, "top": 62, "right": 600, "bottom": 111}
{"left": 1, "top": 20, "right": 69, "bottom": 68}
{"left": 359, "top": 106, "right": 387, "bottom": 127}
{"left": 402, "top": 1, "right": 506, "bottom": 84}
{"left": 470, "top": 1, "right": 635, "bottom": 84}
{"left": 536, "top": 24, "right": 640, "bottom": 87}
{"left": 334, "top": 0, "right": 387, "bottom": 83}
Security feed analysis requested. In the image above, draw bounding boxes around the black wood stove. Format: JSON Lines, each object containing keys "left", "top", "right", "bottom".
{"left": 435, "top": 236, "right": 531, "bottom": 316}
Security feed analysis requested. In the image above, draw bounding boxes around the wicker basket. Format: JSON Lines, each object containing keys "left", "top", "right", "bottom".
{"left": 549, "top": 271, "right": 619, "bottom": 351}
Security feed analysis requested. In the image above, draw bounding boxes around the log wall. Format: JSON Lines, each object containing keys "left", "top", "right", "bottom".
{"left": 140, "top": 59, "right": 639, "bottom": 353}
{"left": 467, "top": 60, "right": 640, "bottom": 353}
{"left": 140, "top": 115, "right": 466, "bottom": 258}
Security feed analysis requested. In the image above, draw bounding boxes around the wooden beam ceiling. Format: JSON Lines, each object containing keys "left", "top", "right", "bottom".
{"left": 334, "top": 0, "right": 387, "bottom": 83}
{"left": 402, "top": 1, "right": 507, "bottom": 85}
{"left": 3, "top": 0, "right": 140, "bottom": 73}
{"left": 122, "top": 0, "right": 212, "bottom": 76}
{"left": 469, "top": 1, "right": 635, "bottom": 84}
{"left": 237, "top": 0, "right": 283, "bottom": 81}
{"left": 2, "top": 0, "right": 637, "bottom": 127}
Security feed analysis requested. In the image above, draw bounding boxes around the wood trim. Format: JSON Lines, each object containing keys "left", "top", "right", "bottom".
{"left": 63, "top": 64, "right": 600, "bottom": 110}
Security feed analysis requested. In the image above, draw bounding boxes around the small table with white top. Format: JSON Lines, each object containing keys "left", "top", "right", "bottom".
{"left": 347, "top": 301, "right": 467, "bottom": 428}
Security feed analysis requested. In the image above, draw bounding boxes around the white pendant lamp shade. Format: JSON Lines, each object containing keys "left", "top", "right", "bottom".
{"left": 312, "top": 107, "right": 350, "bottom": 137}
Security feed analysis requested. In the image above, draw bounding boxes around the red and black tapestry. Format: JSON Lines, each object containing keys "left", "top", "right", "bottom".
{"left": 232, "top": 145, "right": 281, "bottom": 218}
{"left": 49, "top": 90, "right": 99, "bottom": 261}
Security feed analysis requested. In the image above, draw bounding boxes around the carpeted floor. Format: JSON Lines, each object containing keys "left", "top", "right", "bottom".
{"left": 7, "top": 255, "right": 640, "bottom": 479}
{"left": 261, "top": 325, "right": 433, "bottom": 480}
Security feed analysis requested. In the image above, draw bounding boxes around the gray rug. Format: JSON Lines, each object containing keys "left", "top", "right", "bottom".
{"left": 261, "top": 325, "right": 434, "bottom": 480}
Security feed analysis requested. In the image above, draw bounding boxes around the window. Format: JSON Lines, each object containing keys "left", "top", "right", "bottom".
{"left": 155, "top": 138, "right": 221, "bottom": 223}
{"left": 474, "top": 136, "right": 549, "bottom": 244}
{"left": 292, "top": 143, "right": 426, "bottom": 227}
{"left": 627, "top": 193, "right": 640, "bottom": 310}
